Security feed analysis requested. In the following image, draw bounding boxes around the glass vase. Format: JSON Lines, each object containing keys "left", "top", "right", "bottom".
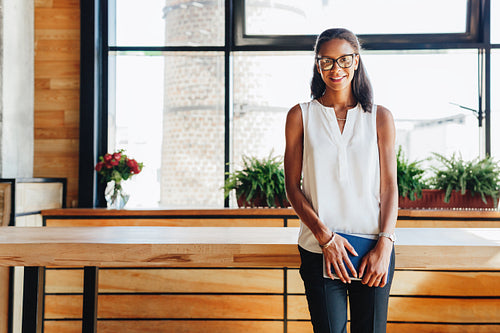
{"left": 105, "top": 180, "right": 130, "bottom": 209}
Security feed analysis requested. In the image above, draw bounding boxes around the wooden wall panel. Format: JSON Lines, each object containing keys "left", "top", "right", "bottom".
{"left": 45, "top": 269, "right": 82, "bottom": 293}
{"left": 287, "top": 321, "right": 314, "bottom": 333}
{"left": 99, "top": 269, "right": 283, "bottom": 293}
{"left": 288, "top": 295, "right": 310, "bottom": 320}
{"left": 45, "top": 268, "right": 283, "bottom": 294}
{"left": 52, "top": 0, "right": 79, "bottom": 8}
{"left": 388, "top": 297, "right": 499, "bottom": 323}
{"left": 35, "top": 89, "right": 79, "bottom": 111}
{"left": 44, "top": 320, "right": 284, "bottom": 333}
{"left": 99, "top": 320, "right": 283, "bottom": 333}
{"left": 34, "top": 0, "right": 80, "bottom": 208}
{"left": 386, "top": 323, "right": 500, "bottom": 333}
{"left": 288, "top": 218, "right": 301, "bottom": 227}
{"left": 391, "top": 271, "right": 500, "bottom": 297}
{"left": 42, "top": 320, "right": 500, "bottom": 333}
{"left": 35, "top": 8, "right": 80, "bottom": 29}
{"left": 287, "top": 269, "right": 500, "bottom": 297}
{"left": 35, "top": 0, "right": 53, "bottom": 8}
{"left": 44, "top": 295, "right": 83, "bottom": 319}
{"left": 44, "top": 321, "right": 80, "bottom": 333}
{"left": 44, "top": 295, "right": 284, "bottom": 320}
{"left": 288, "top": 294, "right": 500, "bottom": 324}
{"left": 35, "top": 61, "right": 80, "bottom": 78}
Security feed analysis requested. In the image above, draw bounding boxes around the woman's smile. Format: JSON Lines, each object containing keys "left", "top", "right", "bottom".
{"left": 329, "top": 74, "right": 347, "bottom": 83}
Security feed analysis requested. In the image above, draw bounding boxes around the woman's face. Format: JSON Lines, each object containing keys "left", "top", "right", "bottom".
{"left": 316, "top": 38, "right": 359, "bottom": 93}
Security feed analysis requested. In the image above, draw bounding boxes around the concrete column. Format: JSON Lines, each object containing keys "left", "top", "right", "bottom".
{"left": 0, "top": 0, "right": 34, "bottom": 178}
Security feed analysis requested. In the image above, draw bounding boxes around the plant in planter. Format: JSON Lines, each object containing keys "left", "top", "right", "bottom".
{"left": 428, "top": 153, "right": 500, "bottom": 208}
{"left": 396, "top": 146, "right": 428, "bottom": 201}
{"left": 223, "top": 154, "right": 289, "bottom": 208}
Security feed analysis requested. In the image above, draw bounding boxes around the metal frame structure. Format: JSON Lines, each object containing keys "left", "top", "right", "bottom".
{"left": 79, "top": 0, "right": 495, "bottom": 208}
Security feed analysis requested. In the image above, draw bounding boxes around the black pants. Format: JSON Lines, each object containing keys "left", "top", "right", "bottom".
{"left": 299, "top": 245, "right": 395, "bottom": 333}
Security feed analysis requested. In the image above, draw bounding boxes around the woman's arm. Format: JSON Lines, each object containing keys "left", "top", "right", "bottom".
{"left": 285, "top": 104, "right": 358, "bottom": 283}
{"left": 358, "top": 105, "right": 398, "bottom": 287}
{"left": 284, "top": 105, "right": 328, "bottom": 243}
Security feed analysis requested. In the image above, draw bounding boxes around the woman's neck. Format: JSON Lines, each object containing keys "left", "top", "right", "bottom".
{"left": 319, "top": 90, "right": 357, "bottom": 110}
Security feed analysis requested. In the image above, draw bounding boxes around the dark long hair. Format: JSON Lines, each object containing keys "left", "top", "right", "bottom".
{"left": 310, "top": 28, "right": 373, "bottom": 113}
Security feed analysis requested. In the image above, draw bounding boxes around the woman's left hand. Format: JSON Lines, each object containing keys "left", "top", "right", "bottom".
{"left": 358, "top": 237, "right": 393, "bottom": 287}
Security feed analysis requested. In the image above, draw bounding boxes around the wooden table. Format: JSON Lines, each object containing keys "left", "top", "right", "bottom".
{"left": 1, "top": 226, "right": 499, "bottom": 333}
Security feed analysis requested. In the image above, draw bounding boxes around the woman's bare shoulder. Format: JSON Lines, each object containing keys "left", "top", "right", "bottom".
{"left": 288, "top": 103, "right": 302, "bottom": 115}
{"left": 376, "top": 104, "right": 395, "bottom": 141}
{"left": 376, "top": 105, "right": 394, "bottom": 126}
{"left": 286, "top": 104, "right": 303, "bottom": 124}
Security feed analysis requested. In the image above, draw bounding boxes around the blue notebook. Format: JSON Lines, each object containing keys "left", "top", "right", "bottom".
{"left": 322, "top": 232, "right": 378, "bottom": 280}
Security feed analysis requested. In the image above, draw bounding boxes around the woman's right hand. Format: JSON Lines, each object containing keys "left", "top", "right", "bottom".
{"left": 322, "top": 233, "right": 358, "bottom": 283}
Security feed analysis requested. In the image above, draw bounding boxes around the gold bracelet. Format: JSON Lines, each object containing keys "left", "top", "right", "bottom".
{"left": 319, "top": 232, "right": 335, "bottom": 250}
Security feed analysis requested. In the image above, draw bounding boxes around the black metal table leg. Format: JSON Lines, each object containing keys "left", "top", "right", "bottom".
{"left": 22, "top": 267, "right": 44, "bottom": 333}
{"left": 82, "top": 266, "right": 99, "bottom": 333}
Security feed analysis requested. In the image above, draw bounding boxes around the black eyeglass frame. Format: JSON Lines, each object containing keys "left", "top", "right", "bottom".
{"left": 316, "top": 54, "right": 358, "bottom": 70}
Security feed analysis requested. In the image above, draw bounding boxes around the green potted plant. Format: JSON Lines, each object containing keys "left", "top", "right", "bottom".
{"left": 428, "top": 153, "right": 500, "bottom": 209}
{"left": 223, "top": 154, "right": 290, "bottom": 208}
{"left": 396, "top": 146, "right": 428, "bottom": 208}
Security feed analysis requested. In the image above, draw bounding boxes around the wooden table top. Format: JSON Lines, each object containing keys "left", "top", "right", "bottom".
{"left": 0, "top": 227, "right": 499, "bottom": 269}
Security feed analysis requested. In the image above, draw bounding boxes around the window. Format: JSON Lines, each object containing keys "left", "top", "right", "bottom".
{"left": 492, "top": 0, "right": 499, "bottom": 44}
{"left": 244, "top": 0, "right": 468, "bottom": 36}
{"left": 236, "top": 0, "right": 479, "bottom": 48}
{"left": 232, "top": 52, "right": 311, "bottom": 160}
{"left": 492, "top": 50, "right": 500, "bottom": 160}
{"left": 108, "top": 1, "right": 226, "bottom": 207}
{"left": 110, "top": 0, "right": 225, "bottom": 46}
{"left": 108, "top": 52, "right": 165, "bottom": 207}
{"left": 364, "top": 50, "right": 479, "bottom": 161}
{"left": 80, "top": 0, "right": 495, "bottom": 208}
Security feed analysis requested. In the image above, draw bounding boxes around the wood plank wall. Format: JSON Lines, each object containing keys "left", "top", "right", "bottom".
{"left": 34, "top": 0, "right": 80, "bottom": 208}
{"left": 41, "top": 214, "right": 500, "bottom": 333}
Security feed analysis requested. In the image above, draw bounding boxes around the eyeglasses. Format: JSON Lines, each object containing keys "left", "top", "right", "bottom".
{"left": 316, "top": 54, "right": 357, "bottom": 71}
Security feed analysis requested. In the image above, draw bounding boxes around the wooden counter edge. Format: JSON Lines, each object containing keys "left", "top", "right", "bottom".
{"left": 41, "top": 208, "right": 500, "bottom": 219}
{"left": 41, "top": 208, "right": 298, "bottom": 217}
{"left": 1, "top": 243, "right": 499, "bottom": 270}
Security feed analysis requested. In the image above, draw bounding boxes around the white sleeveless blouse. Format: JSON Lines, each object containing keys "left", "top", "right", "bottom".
{"left": 298, "top": 100, "right": 381, "bottom": 253}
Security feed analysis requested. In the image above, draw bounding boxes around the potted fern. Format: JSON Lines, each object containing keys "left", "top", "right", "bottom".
{"left": 427, "top": 153, "right": 500, "bottom": 209}
{"left": 223, "top": 154, "right": 290, "bottom": 208}
{"left": 397, "top": 146, "right": 428, "bottom": 208}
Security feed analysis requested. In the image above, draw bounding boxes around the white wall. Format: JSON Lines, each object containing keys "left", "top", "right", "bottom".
{"left": 0, "top": 0, "right": 34, "bottom": 178}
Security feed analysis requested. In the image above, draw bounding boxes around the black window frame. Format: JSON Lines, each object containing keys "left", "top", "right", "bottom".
{"left": 79, "top": 0, "right": 494, "bottom": 208}
{"left": 234, "top": 0, "right": 483, "bottom": 50}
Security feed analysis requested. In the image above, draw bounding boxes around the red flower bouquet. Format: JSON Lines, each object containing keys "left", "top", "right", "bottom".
{"left": 95, "top": 150, "right": 144, "bottom": 208}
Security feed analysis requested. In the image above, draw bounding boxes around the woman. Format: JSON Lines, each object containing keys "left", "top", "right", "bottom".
{"left": 284, "top": 28, "right": 398, "bottom": 333}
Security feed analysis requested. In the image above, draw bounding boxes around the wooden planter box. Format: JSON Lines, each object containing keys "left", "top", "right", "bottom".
{"left": 399, "top": 189, "right": 498, "bottom": 209}
{"left": 237, "top": 194, "right": 290, "bottom": 208}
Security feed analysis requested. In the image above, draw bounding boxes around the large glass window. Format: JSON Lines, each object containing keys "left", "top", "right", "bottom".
{"left": 364, "top": 50, "right": 479, "bottom": 161}
{"left": 108, "top": 52, "right": 225, "bottom": 208}
{"left": 492, "top": 0, "right": 499, "bottom": 44}
{"left": 232, "top": 52, "right": 311, "bottom": 161}
{"left": 96, "top": 0, "right": 494, "bottom": 208}
{"left": 110, "top": 0, "right": 225, "bottom": 46}
{"left": 108, "top": 53, "right": 165, "bottom": 207}
{"left": 244, "top": 0, "right": 468, "bottom": 36}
